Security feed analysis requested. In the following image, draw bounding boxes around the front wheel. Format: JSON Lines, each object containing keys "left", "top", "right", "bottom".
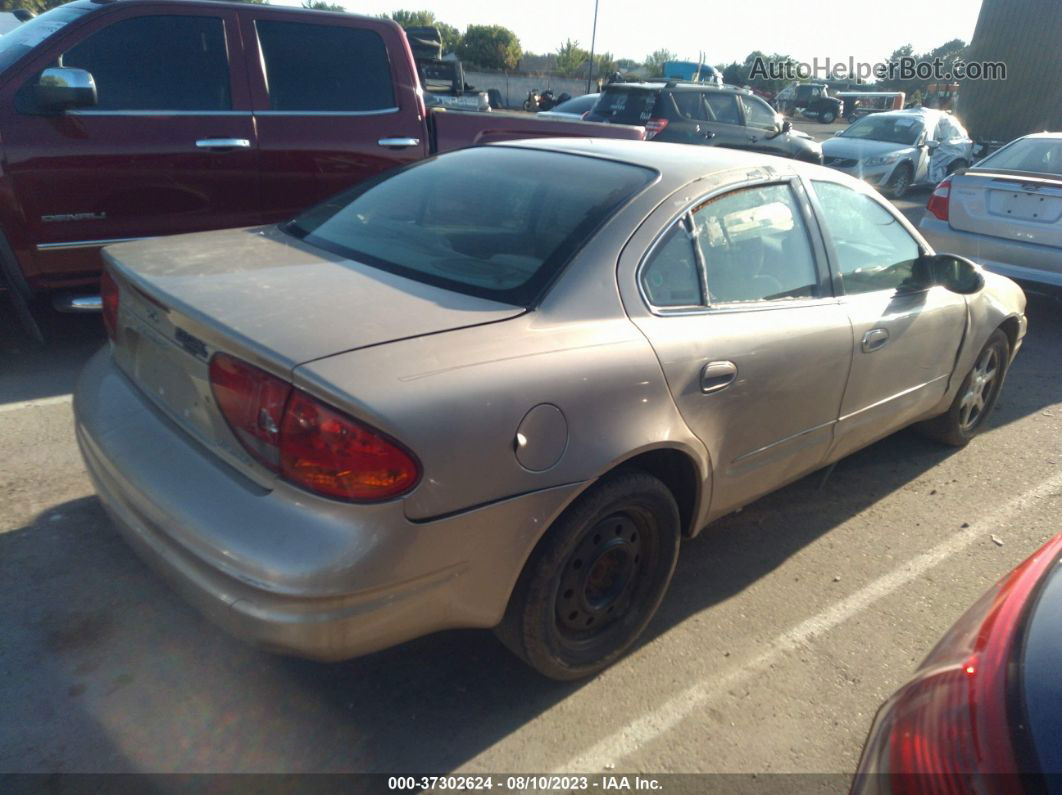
{"left": 495, "top": 470, "right": 681, "bottom": 680}
{"left": 821, "top": 110, "right": 837, "bottom": 124}
{"left": 886, "top": 163, "right": 913, "bottom": 199}
{"left": 919, "top": 329, "right": 1010, "bottom": 447}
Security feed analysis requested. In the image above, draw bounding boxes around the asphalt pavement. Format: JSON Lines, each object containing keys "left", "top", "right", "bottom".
{"left": 2, "top": 151, "right": 1061, "bottom": 782}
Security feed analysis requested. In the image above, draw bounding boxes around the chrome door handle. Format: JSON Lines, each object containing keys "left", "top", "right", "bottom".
{"left": 701, "top": 360, "right": 738, "bottom": 394}
{"left": 196, "top": 138, "right": 251, "bottom": 150}
{"left": 862, "top": 328, "right": 890, "bottom": 353}
{"left": 378, "top": 137, "right": 421, "bottom": 148}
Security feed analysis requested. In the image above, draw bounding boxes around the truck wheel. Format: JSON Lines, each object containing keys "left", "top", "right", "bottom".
{"left": 821, "top": 110, "right": 837, "bottom": 124}
{"left": 919, "top": 330, "right": 1009, "bottom": 447}
{"left": 494, "top": 470, "right": 681, "bottom": 680}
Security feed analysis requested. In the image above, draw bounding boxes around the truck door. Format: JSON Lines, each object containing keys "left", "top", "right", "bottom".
{"left": 240, "top": 9, "right": 428, "bottom": 223}
{"left": 0, "top": 6, "right": 259, "bottom": 289}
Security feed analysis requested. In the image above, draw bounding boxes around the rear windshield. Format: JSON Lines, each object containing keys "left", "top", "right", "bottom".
{"left": 591, "top": 88, "right": 661, "bottom": 124}
{"left": 285, "top": 147, "right": 655, "bottom": 306}
{"left": 976, "top": 137, "right": 1062, "bottom": 177}
{"left": 0, "top": 5, "right": 90, "bottom": 73}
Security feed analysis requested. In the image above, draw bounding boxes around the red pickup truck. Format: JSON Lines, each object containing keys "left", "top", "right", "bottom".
{"left": 0, "top": 0, "right": 643, "bottom": 335}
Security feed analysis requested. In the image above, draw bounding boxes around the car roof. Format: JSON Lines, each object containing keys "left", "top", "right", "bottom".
{"left": 492, "top": 137, "right": 817, "bottom": 184}
{"left": 603, "top": 81, "right": 734, "bottom": 93}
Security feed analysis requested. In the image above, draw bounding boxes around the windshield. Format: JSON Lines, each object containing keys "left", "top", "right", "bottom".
{"left": 840, "top": 115, "right": 924, "bottom": 146}
{"left": 590, "top": 88, "right": 660, "bottom": 124}
{"left": 0, "top": 5, "right": 90, "bottom": 73}
{"left": 286, "top": 147, "right": 655, "bottom": 306}
{"left": 976, "top": 137, "right": 1062, "bottom": 177}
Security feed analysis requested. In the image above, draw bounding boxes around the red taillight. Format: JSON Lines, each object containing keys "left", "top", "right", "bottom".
{"left": 209, "top": 353, "right": 292, "bottom": 470}
{"left": 208, "top": 353, "right": 419, "bottom": 501}
{"left": 280, "top": 390, "right": 420, "bottom": 502}
{"left": 926, "top": 176, "right": 952, "bottom": 222}
{"left": 100, "top": 268, "right": 119, "bottom": 339}
{"left": 644, "top": 118, "right": 669, "bottom": 139}
{"left": 854, "top": 534, "right": 1062, "bottom": 792}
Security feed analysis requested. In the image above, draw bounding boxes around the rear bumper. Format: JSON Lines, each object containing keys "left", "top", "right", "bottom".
{"left": 919, "top": 215, "right": 1062, "bottom": 289}
{"left": 74, "top": 348, "right": 582, "bottom": 661}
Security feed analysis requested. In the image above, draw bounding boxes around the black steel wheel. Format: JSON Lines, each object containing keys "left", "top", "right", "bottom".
{"left": 495, "top": 470, "right": 681, "bottom": 680}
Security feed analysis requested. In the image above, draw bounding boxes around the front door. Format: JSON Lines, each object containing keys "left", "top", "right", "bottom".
{"left": 701, "top": 92, "right": 754, "bottom": 153}
{"left": 240, "top": 9, "right": 427, "bottom": 224}
{"left": 623, "top": 176, "right": 853, "bottom": 519}
{"left": 1, "top": 7, "right": 259, "bottom": 288}
{"left": 807, "top": 178, "right": 968, "bottom": 459}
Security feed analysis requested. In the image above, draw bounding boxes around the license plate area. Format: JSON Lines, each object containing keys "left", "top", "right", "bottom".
{"left": 988, "top": 189, "right": 1062, "bottom": 223}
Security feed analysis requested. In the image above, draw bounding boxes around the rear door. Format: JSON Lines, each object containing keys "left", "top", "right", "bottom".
{"left": 807, "top": 178, "right": 968, "bottom": 459}
{"left": 621, "top": 176, "right": 853, "bottom": 518}
{"left": 240, "top": 8, "right": 427, "bottom": 223}
{"left": 1, "top": 6, "right": 258, "bottom": 287}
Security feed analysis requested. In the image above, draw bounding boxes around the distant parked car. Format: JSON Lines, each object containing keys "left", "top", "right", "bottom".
{"left": 536, "top": 92, "right": 599, "bottom": 120}
{"left": 919, "top": 132, "right": 1062, "bottom": 291}
{"left": 853, "top": 533, "right": 1062, "bottom": 789}
{"left": 585, "top": 81, "right": 823, "bottom": 163}
{"left": 821, "top": 108, "right": 974, "bottom": 198}
{"left": 76, "top": 139, "right": 1025, "bottom": 681}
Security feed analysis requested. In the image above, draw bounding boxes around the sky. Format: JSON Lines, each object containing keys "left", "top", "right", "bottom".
{"left": 274, "top": 0, "right": 984, "bottom": 69}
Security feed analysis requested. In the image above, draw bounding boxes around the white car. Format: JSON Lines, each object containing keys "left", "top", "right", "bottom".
{"left": 821, "top": 108, "right": 974, "bottom": 198}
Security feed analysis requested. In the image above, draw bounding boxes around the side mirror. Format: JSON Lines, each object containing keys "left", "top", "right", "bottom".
{"left": 914, "top": 253, "right": 985, "bottom": 294}
{"left": 36, "top": 67, "right": 97, "bottom": 112}
{"left": 926, "top": 139, "right": 940, "bottom": 151}
{"left": 780, "top": 119, "right": 792, "bottom": 134}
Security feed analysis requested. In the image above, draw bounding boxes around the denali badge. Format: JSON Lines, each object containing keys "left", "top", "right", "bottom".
{"left": 41, "top": 212, "right": 108, "bottom": 223}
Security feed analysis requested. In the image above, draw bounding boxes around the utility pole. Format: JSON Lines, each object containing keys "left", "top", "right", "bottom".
{"left": 586, "top": 0, "right": 599, "bottom": 94}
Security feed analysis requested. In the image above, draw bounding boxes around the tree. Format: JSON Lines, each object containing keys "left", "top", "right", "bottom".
{"left": 643, "top": 49, "right": 677, "bottom": 78}
{"left": 594, "top": 51, "right": 617, "bottom": 77}
{"left": 458, "top": 24, "right": 522, "bottom": 71}
{"left": 302, "top": 0, "right": 344, "bottom": 10}
{"left": 615, "top": 58, "right": 640, "bottom": 72}
{"left": 555, "top": 39, "right": 589, "bottom": 77}
{"left": 386, "top": 10, "right": 461, "bottom": 54}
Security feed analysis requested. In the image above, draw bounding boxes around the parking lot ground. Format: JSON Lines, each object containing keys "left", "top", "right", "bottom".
{"left": 2, "top": 235, "right": 1061, "bottom": 777}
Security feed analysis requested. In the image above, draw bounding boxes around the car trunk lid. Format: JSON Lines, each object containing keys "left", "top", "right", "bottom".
{"left": 104, "top": 225, "right": 524, "bottom": 485}
{"left": 947, "top": 170, "right": 1062, "bottom": 248}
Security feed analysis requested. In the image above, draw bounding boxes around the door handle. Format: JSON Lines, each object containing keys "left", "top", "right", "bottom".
{"left": 378, "top": 137, "right": 421, "bottom": 148}
{"left": 195, "top": 138, "right": 251, "bottom": 150}
{"left": 701, "top": 360, "right": 738, "bottom": 394}
{"left": 862, "top": 328, "right": 890, "bottom": 353}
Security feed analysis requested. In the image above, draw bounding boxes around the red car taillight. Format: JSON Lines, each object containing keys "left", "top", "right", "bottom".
{"left": 644, "top": 118, "right": 669, "bottom": 139}
{"left": 209, "top": 353, "right": 419, "bottom": 502}
{"left": 280, "top": 390, "right": 420, "bottom": 502}
{"left": 853, "top": 534, "right": 1062, "bottom": 794}
{"left": 100, "top": 268, "right": 120, "bottom": 340}
{"left": 926, "top": 176, "right": 952, "bottom": 222}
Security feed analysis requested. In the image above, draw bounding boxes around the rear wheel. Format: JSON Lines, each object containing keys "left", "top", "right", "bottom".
{"left": 919, "top": 329, "right": 1010, "bottom": 447}
{"left": 821, "top": 109, "right": 837, "bottom": 124}
{"left": 947, "top": 158, "right": 969, "bottom": 175}
{"left": 495, "top": 470, "right": 681, "bottom": 680}
{"left": 887, "top": 163, "right": 913, "bottom": 199}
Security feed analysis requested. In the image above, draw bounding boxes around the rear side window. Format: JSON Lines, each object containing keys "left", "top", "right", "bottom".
{"left": 641, "top": 222, "right": 703, "bottom": 307}
{"left": 671, "top": 91, "right": 707, "bottom": 121}
{"left": 705, "top": 93, "right": 741, "bottom": 125}
{"left": 592, "top": 88, "right": 660, "bottom": 123}
{"left": 256, "top": 21, "right": 394, "bottom": 112}
{"left": 286, "top": 147, "right": 655, "bottom": 306}
{"left": 62, "top": 15, "right": 230, "bottom": 111}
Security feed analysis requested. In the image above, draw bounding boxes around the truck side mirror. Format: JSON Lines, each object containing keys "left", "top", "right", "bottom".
{"left": 35, "top": 67, "right": 97, "bottom": 112}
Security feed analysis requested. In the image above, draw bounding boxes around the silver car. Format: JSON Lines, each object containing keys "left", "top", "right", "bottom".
{"left": 75, "top": 140, "right": 1027, "bottom": 680}
{"left": 822, "top": 108, "right": 974, "bottom": 198}
{"left": 919, "top": 132, "right": 1062, "bottom": 290}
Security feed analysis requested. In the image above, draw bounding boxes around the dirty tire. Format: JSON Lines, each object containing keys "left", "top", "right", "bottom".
{"left": 495, "top": 470, "right": 681, "bottom": 680}
{"left": 887, "top": 163, "right": 914, "bottom": 199}
{"left": 821, "top": 110, "right": 837, "bottom": 124}
{"left": 919, "top": 329, "right": 1010, "bottom": 447}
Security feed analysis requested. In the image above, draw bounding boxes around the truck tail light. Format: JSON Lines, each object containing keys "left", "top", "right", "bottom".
{"left": 927, "top": 176, "right": 952, "bottom": 222}
{"left": 209, "top": 352, "right": 420, "bottom": 501}
{"left": 280, "top": 390, "right": 420, "bottom": 502}
{"left": 644, "top": 118, "right": 669, "bottom": 139}
{"left": 101, "top": 268, "right": 120, "bottom": 339}
{"left": 853, "top": 534, "right": 1062, "bottom": 794}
